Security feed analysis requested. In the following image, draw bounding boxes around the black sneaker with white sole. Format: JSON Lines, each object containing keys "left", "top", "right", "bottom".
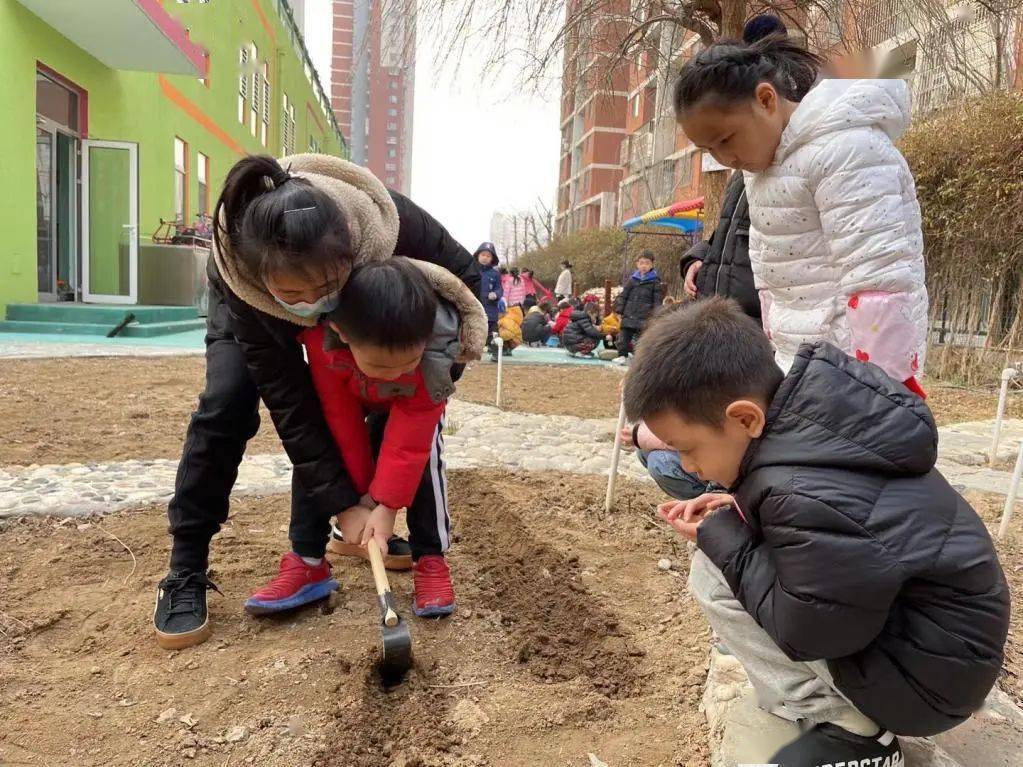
{"left": 153, "top": 570, "right": 221, "bottom": 650}
{"left": 771, "top": 723, "right": 903, "bottom": 767}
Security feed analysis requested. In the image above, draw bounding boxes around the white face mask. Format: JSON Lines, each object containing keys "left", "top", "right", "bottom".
{"left": 273, "top": 289, "right": 341, "bottom": 319}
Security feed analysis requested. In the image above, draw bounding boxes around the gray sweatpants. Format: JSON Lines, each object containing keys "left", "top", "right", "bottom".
{"left": 689, "top": 549, "right": 878, "bottom": 736}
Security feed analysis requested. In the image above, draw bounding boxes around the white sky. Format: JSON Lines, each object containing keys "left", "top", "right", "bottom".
{"left": 302, "top": 0, "right": 561, "bottom": 251}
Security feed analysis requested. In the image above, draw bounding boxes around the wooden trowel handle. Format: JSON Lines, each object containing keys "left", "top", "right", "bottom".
{"left": 367, "top": 541, "right": 399, "bottom": 627}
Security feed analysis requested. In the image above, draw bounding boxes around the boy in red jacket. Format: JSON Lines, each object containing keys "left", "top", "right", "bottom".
{"left": 245, "top": 258, "right": 479, "bottom": 618}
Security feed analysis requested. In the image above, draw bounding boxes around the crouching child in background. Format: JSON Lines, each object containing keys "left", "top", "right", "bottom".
{"left": 245, "top": 258, "right": 487, "bottom": 619}
{"left": 623, "top": 298, "right": 1009, "bottom": 767}
{"left": 562, "top": 302, "right": 605, "bottom": 358}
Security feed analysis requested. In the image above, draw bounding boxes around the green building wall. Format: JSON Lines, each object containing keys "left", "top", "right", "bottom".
{"left": 0, "top": 0, "right": 346, "bottom": 311}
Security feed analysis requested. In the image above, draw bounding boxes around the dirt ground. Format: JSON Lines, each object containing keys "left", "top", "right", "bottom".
{"left": 0, "top": 471, "right": 711, "bottom": 767}
{"left": 459, "top": 363, "right": 1023, "bottom": 424}
{"left": 0, "top": 357, "right": 280, "bottom": 466}
{"left": 455, "top": 363, "right": 624, "bottom": 419}
{"left": 2, "top": 358, "right": 1019, "bottom": 467}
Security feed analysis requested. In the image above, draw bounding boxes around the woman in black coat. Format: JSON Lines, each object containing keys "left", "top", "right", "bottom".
{"left": 155, "top": 154, "right": 481, "bottom": 650}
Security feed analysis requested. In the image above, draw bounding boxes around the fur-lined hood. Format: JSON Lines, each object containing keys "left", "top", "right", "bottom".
{"left": 212, "top": 153, "right": 485, "bottom": 360}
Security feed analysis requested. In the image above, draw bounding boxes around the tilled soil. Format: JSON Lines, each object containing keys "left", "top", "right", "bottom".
{"left": 0, "top": 470, "right": 711, "bottom": 767}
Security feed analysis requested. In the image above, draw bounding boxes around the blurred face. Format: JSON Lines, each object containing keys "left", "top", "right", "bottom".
{"left": 477, "top": 251, "right": 494, "bottom": 267}
{"left": 636, "top": 257, "right": 654, "bottom": 275}
{"left": 330, "top": 321, "right": 425, "bottom": 380}
{"left": 264, "top": 263, "right": 348, "bottom": 306}
{"left": 644, "top": 401, "right": 766, "bottom": 488}
{"left": 678, "top": 84, "right": 794, "bottom": 173}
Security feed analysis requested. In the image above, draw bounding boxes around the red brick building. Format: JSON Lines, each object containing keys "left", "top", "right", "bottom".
{"left": 330, "top": 0, "right": 415, "bottom": 194}
{"left": 554, "top": 0, "right": 631, "bottom": 234}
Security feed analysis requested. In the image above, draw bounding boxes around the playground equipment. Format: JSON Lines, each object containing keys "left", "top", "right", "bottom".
{"left": 620, "top": 198, "right": 705, "bottom": 235}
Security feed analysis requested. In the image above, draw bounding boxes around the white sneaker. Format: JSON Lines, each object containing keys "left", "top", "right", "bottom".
{"left": 612, "top": 356, "right": 629, "bottom": 366}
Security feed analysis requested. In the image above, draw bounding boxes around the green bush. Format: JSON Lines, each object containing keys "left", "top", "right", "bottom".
{"left": 900, "top": 92, "right": 1023, "bottom": 382}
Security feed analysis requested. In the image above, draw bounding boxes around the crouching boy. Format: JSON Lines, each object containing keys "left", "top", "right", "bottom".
{"left": 623, "top": 297, "right": 1009, "bottom": 766}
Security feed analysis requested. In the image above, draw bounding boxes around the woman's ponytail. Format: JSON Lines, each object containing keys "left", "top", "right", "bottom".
{"left": 212, "top": 154, "right": 353, "bottom": 282}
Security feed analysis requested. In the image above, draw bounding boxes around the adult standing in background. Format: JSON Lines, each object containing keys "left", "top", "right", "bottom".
{"left": 555, "top": 260, "right": 574, "bottom": 300}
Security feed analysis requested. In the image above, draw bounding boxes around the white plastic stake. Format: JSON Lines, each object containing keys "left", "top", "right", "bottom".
{"left": 495, "top": 336, "right": 504, "bottom": 408}
{"left": 998, "top": 440, "right": 1023, "bottom": 540}
{"left": 990, "top": 367, "right": 1017, "bottom": 467}
{"left": 605, "top": 398, "right": 628, "bottom": 514}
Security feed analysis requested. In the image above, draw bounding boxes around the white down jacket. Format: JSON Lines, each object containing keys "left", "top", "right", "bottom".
{"left": 744, "top": 79, "right": 928, "bottom": 382}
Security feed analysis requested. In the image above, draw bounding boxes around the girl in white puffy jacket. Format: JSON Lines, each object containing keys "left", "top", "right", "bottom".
{"left": 673, "top": 35, "right": 928, "bottom": 396}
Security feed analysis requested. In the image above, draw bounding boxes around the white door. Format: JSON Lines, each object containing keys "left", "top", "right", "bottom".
{"left": 82, "top": 140, "right": 138, "bottom": 304}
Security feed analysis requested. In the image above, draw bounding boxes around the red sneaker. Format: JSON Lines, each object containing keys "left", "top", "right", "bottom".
{"left": 413, "top": 555, "right": 456, "bottom": 617}
{"left": 244, "top": 552, "right": 339, "bottom": 615}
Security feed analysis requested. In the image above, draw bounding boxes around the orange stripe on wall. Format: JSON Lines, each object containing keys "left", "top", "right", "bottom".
{"left": 251, "top": 0, "right": 277, "bottom": 42}
{"left": 306, "top": 102, "right": 325, "bottom": 134}
{"left": 158, "top": 75, "right": 247, "bottom": 156}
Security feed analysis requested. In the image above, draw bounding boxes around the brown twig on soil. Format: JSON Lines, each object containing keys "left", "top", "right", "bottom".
{"left": 427, "top": 681, "right": 488, "bottom": 689}
{"left": 94, "top": 524, "right": 138, "bottom": 584}
{"left": 1, "top": 611, "right": 30, "bottom": 628}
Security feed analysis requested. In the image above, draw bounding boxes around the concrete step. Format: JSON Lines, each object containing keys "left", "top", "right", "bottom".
{"left": 118, "top": 319, "right": 206, "bottom": 337}
{"left": 703, "top": 649, "right": 1023, "bottom": 766}
{"left": 4, "top": 303, "right": 197, "bottom": 325}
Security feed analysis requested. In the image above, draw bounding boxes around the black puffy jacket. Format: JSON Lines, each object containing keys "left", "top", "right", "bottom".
{"left": 698, "top": 343, "right": 1009, "bottom": 737}
{"left": 521, "top": 310, "right": 551, "bottom": 343}
{"left": 561, "top": 310, "right": 604, "bottom": 349}
{"left": 219, "top": 190, "right": 480, "bottom": 514}
{"left": 615, "top": 270, "right": 663, "bottom": 330}
{"left": 679, "top": 171, "right": 759, "bottom": 320}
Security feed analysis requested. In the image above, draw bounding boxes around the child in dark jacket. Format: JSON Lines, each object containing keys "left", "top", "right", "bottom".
{"left": 246, "top": 258, "right": 487, "bottom": 619}
{"left": 614, "top": 250, "right": 662, "bottom": 360}
{"left": 562, "top": 303, "right": 604, "bottom": 357}
{"left": 521, "top": 305, "right": 553, "bottom": 346}
{"left": 473, "top": 242, "right": 503, "bottom": 348}
{"left": 623, "top": 298, "right": 1009, "bottom": 766}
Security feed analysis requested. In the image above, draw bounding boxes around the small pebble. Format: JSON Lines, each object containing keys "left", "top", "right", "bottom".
{"left": 657, "top": 558, "right": 672, "bottom": 571}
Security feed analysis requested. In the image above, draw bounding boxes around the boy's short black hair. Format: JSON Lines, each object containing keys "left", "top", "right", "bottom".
{"left": 328, "top": 259, "right": 437, "bottom": 350}
{"left": 623, "top": 297, "right": 784, "bottom": 426}
{"left": 636, "top": 250, "right": 655, "bottom": 262}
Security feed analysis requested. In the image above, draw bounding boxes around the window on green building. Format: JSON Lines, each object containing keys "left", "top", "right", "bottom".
{"left": 197, "top": 152, "right": 210, "bottom": 216}
{"left": 282, "top": 93, "right": 296, "bottom": 155}
{"left": 238, "top": 46, "right": 249, "bottom": 125}
{"left": 174, "top": 137, "right": 188, "bottom": 223}
{"left": 260, "top": 61, "right": 270, "bottom": 147}
{"left": 310, "top": 136, "right": 320, "bottom": 154}
{"left": 250, "top": 45, "right": 260, "bottom": 137}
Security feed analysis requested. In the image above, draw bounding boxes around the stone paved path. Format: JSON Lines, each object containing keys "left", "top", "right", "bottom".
{"left": 0, "top": 400, "right": 646, "bottom": 519}
{"left": 1, "top": 400, "right": 1021, "bottom": 521}
{"left": 939, "top": 418, "right": 1023, "bottom": 466}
